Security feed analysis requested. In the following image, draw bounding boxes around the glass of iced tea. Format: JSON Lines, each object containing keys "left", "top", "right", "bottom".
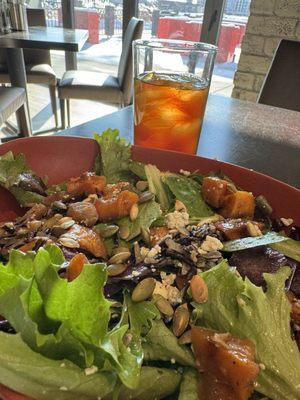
{"left": 133, "top": 39, "right": 217, "bottom": 154}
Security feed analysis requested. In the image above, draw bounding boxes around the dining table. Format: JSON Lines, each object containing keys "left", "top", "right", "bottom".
{"left": 57, "top": 94, "right": 300, "bottom": 189}
{"left": 0, "top": 26, "right": 88, "bottom": 136}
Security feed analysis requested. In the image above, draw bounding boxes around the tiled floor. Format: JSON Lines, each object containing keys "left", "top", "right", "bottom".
{"left": 0, "top": 36, "right": 235, "bottom": 140}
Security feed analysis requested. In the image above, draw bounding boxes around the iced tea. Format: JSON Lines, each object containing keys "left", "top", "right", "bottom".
{"left": 134, "top": 72, "right": 209, "bottom": 154}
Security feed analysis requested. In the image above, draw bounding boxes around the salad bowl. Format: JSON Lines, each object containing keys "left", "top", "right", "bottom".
{"left": 0, "top": 134, "right": 299, "bottom": 400}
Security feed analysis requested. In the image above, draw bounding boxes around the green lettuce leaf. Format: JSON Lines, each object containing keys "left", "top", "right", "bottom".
{"left": 145, "top": 164, "right": 173, "bottom": 212}
{"left": 93, "top": 129, "right": 134, "bottom": 183}
{"left": 222, "top": 232, "right": 288, "bottom": 252}
{"left": 0, "top": 246, "right": 143, "bottom": 388}
{"left": 163, "top": 173, "right": 213, "bottom": 218}
{"left": 0, "top": 151, "right": 45, "bottom": 205}
{"left": 193, "top": 260, "right": 300, "bottom": 400}
{"left": 143, "top": 320, "right": 195, "bottom": 367}
{"left": 0, "top": 331, "right": 116, "bottom": 400}
{"left": 270, "top": 237, "right": 300, "bottom": 262}
{"left": 117, "top": 200, "right": 162, "bottom": 241}
{"left": 0, "top": 332, "right": 181, "bottom": 400}
{"left": 129, "top": 161, "right": 147, "bottom": 180}
{"left": 178, "top": 368, "right": 199, "bottom": 400}
{"left": 123, "top": 294, "right": 160, "bottom": 337}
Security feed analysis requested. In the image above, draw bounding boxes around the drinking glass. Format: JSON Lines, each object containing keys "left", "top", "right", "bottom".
{"left": 133, "top": 39, "right": 217, "bottom": 154}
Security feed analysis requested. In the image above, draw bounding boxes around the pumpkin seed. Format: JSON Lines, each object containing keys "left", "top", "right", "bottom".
{"left": 95, "top": 224, "right": 119, "bottom": 238}
{"left": 52, "top": 201, "right": 67, "bottom": 210}
{"left": 52, "top": 226, "right": 67, "bottom": 237}
{"left": 141, "top": 227, "right": 150, "bottom": 245}
{"left": 59, "top": 237, "right": 80, "bottom": 249}
{"left": 190, "top": 275, "right": 208, "bottom": 303}
{"left": 178, "top": 330, "right": 192, "bottom": 345}
{"left": 129, "top": 204, "right": 139, "bottom": 221}
{"left": 119, "top": 225, "right": 130, "bottom": 240}
{"left": 153, "top": 294, "right": 174, "bottom": 317}
{"left": 172, "top": 304, "right": 190, "bottom": 337}
{"left": 136, "top": 180, "right": 148, "bottom": 192}
{"left": 58, "top": 217, "right": 75, "bottom": 230}
{"left": 112, "top": 246, "right": 130, "bottom": 255}
{"left": 107, "top": 263, "right": 127, "bottom": 277}
{"left": 108, "top": 251, "right": 131, "bottom": 264}
{"left": 132, "top": 278, "right": 156, "bottom": 302}
{"left": 134, "top": 241, "right": 143, "bottom": 263}
{"left": 138, "top": 191, "right": 155, "bottom": 204}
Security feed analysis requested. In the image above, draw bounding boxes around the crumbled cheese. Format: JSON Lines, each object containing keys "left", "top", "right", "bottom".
{"left": 200, "top": 235, "right": 223, "bottom": 252}
{"left": 153, "top": 273, "right": 182, "bottom": 305}
{"left": 259, "top": 363, "right": 266, "bottom": 370}
{"left": 59, "top": 387, "right": 68, "bottom": 391}
{"left": 280, "top": 217, "right": 293, "bottom": 226}
{"left": 179, "top": 169, "right": 191, "bottom": 176}
{"left": 160, "top": 272, "right": 176, "bottom": 285}
{"left": 170, "top": 358, "right": 176, "bottom": 364}
{"left": 60, "top": 363, "right": 66, "bottom": 367}
{"left": 147, "top": 245, "right": 161, "bottom": 258}
{"left": 84, "top": 365, "right": 98, "bottom": 376}
{"left": 140, "top": 246, "right": 150, "bottom": 258}
{"left": 165, "top": 211, "right": 189, "bottom": 230}
{"left": 153, "top": 281, "right": 169, "bottom": 299}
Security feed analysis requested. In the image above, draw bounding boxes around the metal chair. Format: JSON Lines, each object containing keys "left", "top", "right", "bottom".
{"left": 58, "top": 17, "right": 144, "bottom": 129}
{"left": 0, "top": 87, "right": 31, "bottom": 140}
{"left": 0, "top": 8, "right": 58, "bottom": 127}
{"left": 258, "top": 39, "right": 300, "bottom": 112}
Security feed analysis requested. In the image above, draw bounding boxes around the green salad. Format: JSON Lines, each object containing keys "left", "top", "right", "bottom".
{"left": 0, "top": 129, "right": 299, "bottom": 400}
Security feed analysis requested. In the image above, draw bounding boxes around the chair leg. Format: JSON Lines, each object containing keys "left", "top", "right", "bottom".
{"left": 16, "top": 104, "right": 32, "bottom": 137}
{"left": 49, "top": 85, "right": 58, "bottom": 128}
{"left": 60, "top": 98, "right": 66, "bottom": 129}
{"left": 66, "top": 99, "right": 70, "bottom": 127}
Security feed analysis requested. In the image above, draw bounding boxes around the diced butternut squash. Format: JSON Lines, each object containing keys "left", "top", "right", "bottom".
{"left": 66, "top": 224, "right": 107, "bottom": 259}
{"left": 67, "top": 253, "right": 89, "bottom": 281}
{"left": 191, "top": 327, "right": 259, "bottom": 400}
{"left": 95, "top": 190, "right": 139, "bottom": 221}
{"left": 220, "top": 191, "right": 255, "bottom": 219}
{"left": 67, "top": 172, "right": 106, "bottom": 196}
{"left": 215, "top": 219, "right": 264, "bottom": 240}
{"left": 103, "top": 182, "right": 129, "bottom": 197}
{"left": 202, "top": 177, "right": 229, "bottom": 208}
{"left": 150, "top": 226, "right": 170, "bottom": 246}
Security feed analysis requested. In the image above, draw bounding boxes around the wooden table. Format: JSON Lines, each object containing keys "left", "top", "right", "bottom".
{"left": 58, "top": 94, "right": 300, "bottom": 188}
{"left": 0, "top": 27, "right": 88, "bottom": 136}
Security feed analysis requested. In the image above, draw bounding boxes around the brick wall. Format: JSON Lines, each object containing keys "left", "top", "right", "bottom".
{"left": 232, "top": 0, "right": 300, "bottom": 101}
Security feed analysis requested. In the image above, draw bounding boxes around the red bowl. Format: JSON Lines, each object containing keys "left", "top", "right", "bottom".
{"left": 0, "top": 135, "right": 300, "bottom": 400}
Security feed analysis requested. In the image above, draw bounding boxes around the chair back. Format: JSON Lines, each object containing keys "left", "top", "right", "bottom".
{"left": 0, "top": 8, "right": 51, "bottom": 67}
{"left": 118, "top": 17, "right": 143, "bottom": 106}
{"left": 258, "top": 39, "right": 300, "bottom": 112}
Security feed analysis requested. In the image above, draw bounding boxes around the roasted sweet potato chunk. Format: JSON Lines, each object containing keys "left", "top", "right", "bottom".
{"left": 67, "top": 253, "right": 89, "bottom": 281}
{"left": 67, "top": 172, "right": 106, "bottom": 196}
{"left": 95, "top": 190, "right": 139, "bottom": 221}
{"left": 202, "top": 177, "right": 229, "bottom": 208}
{"left": 220, "top": 191, "right": 255, "bottom": 219}
{"left": 215, "top": 219, "right": 264, "bottom": 240}
{"left": 66, "top": 224, "right": 107, "bottom": 259}
{"left": 67, "top": 202, "right": 98, "bottom": 227}
{"left": 191, "top": 327, "right": 259, "bottom": 400}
